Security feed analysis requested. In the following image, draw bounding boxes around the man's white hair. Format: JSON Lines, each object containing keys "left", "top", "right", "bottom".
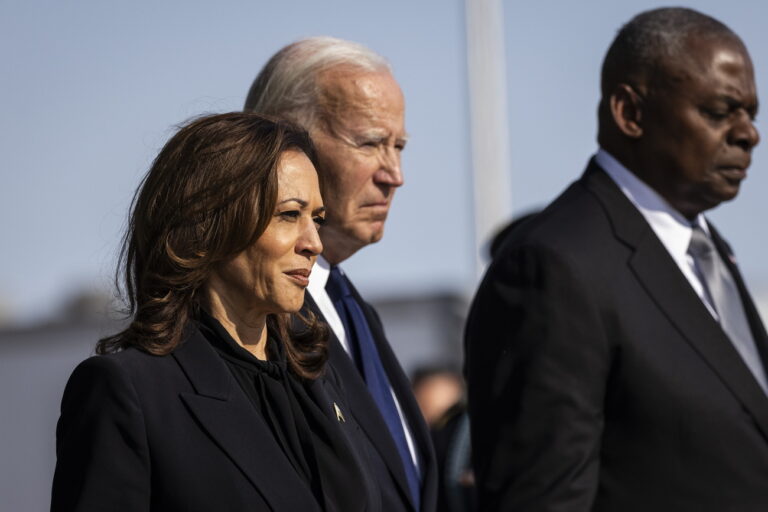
{"left": 244, "top": 36, "right": 391, "bottom": 130}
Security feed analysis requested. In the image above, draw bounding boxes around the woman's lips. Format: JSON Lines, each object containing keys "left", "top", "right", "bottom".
{"left": 284, "top": 268, "right": 311, "bottom": 287}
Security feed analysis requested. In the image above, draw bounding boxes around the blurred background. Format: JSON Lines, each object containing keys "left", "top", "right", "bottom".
{"left": 3, "top": 0, "right": 768, "bottom": 509}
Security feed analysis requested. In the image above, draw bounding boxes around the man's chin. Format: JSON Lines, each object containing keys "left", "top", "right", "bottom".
{"left": 320, "top": 222, "right": 386, "bottom": 262}
{"left": 715, "top": 183, "right": 742, "bottom": 204}
{"left": 367, "top": 231, "right": 385, "bottom": 245}
{"left": 366, "top": 221, "right": 386, "bottom": 244}
{"left": 351, "top": 223, "right": 386, "bottom": 248}
{"left": 693, "top": 190, "right": 739, "bottom": 215}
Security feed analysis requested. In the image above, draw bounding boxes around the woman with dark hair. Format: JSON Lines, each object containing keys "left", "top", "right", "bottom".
{"left": 51, "top": 113, "right": 375, "bottom": 511}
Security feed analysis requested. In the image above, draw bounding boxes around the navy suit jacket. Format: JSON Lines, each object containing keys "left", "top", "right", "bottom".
{"left": 304, "top": 278, "right": 437, "bottom": 512}
{"left": 465, "top": 161, "right": 768, "bottom": 511}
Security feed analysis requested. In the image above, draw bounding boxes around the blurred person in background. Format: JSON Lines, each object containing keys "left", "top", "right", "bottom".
{"left": 486, "top": 211, "right": 540, "bottom": 261}
{"left": 425, "top": 213, "right": 542, "bottom": 512}
{"left": 51, "top": 113, "right": 381, "bottom": 511}
{"left": 466, "top": 7, "right": 768, "bottom": 511}
{"left": 423, "top": 213, "right": 542, "bottom": 512}
{"left": 412, "top": 365, "right": 475, "bottom": 512}
{"left": 411, "top": 365, "right": 464, "bottom": 428}
{"left": 245, "top": 37, "right": 437, "bottom": 512}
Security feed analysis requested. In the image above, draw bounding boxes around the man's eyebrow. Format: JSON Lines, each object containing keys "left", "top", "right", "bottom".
{"left": 717, "top": 94, "right": 757, "bottom": 110}
{"left": 728, "top": 95, "right": 759, "bottom": 116}
{"left": 722, "top": 95, "right": 742, "bottom": 106}
{"left": 357, "top": 130, "right": 387, "bottom": 140}
{"left": 357, "top": 129, "right": 410, "bottom": 142}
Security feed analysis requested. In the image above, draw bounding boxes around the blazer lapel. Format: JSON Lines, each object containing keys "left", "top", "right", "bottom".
{"left": 347, "top": 281, "right": 438, "bottom": 508}
{"left": 584, "top": 162, "right": 768, "bottom": 440}
{"left": 172, "top": 328, "right": 320, "bottom": 512}
{"left": 303, "top": 294, "right": 417, "bottom": 510}
{"left": 710, "top": 225, "right": 768, "bottom": 370}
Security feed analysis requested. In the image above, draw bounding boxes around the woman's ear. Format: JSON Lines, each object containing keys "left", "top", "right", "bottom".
{"left": 610, "top": 83, "right": 644, "bottom": 138}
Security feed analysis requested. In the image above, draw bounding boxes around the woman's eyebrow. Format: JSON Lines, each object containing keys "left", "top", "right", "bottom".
{"left": 278, "top": 198, "right": 308, "bottom": 207}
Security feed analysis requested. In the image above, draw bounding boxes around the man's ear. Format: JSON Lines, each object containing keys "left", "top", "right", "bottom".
{"left": 610, "top": 84, "right": 643, "bottom": 138}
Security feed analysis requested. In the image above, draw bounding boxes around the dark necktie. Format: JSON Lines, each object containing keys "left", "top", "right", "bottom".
{"left": 688, "top": 226, "right": 768, "bottom": 393}
{"left": 325, "top": 266, "right": 421, "bottom": 508}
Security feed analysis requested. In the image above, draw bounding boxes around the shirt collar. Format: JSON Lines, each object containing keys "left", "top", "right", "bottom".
{"left": 595, "top": 148, "right": 709, "bottom": 258}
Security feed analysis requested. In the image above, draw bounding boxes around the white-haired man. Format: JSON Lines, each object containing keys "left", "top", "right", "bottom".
{"left": 245, "top": 37, "right": 436, "bottom": 512}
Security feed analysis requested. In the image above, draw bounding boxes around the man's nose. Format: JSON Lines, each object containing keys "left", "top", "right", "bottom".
{"left": 730, "top": 111, "right": 760, "bottom": 151}
{"left": 374, "top": 147, "right": 404, "bottom": 187}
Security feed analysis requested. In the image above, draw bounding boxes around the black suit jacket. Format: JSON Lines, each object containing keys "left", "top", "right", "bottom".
{"left": 304, "top": 277, "right": 438, "bottom": 512}
{"left": 465, "top": 161, "right": 768, "bottom": 511}
{"left": 51, "top": 324, "right": 372, "bottom": 511}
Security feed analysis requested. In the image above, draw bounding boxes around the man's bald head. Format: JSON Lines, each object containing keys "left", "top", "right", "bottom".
{"left": 597, "top": 7, "right": 759, "bottom": 219}
{"left": 599, "top": 7, "right": 742, "bottom": 123}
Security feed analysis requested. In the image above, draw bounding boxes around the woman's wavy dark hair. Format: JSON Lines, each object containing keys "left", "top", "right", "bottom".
{"left": 98, "top": 112, "right": 328, "bottom": 379}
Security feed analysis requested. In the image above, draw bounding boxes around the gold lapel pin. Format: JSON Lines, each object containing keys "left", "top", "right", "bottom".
{"left": 333, "top": 402, "right": 345, "bottom": 423}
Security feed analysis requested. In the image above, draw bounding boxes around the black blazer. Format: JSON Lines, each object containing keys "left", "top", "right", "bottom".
{"left": 304, "top": 278, "right": 438, "bottom": 512}
{"left": 51, "top": 324, "right": 372, "bottom": 511}
{"left": 465, "top": 161, "right": 768, "bottom": 512}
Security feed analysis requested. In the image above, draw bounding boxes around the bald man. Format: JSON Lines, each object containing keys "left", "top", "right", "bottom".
{"left": 466, "top": 8, "right": 768, "bottom": 511}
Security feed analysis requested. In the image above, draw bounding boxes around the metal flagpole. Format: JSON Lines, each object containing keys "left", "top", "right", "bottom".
{"left": 465, "top": 0, "right": 512, "bottom": 279}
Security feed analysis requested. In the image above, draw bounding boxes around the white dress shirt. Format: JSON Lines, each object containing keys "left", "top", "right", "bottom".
{"left": 597, "top": 148, "right": 768, "bottom": 394}
{"left": 307, "top": 256, "right": 420, "bottom": 469}
{"left": 307, "top": 257, "right": 350, "bottom": 352}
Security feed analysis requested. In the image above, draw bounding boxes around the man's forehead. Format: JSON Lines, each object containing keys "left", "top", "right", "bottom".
{"left": 664, "top": 33, "right": 748, "bottom": 75}
{"left": 325, "top": 111, "right": 408, "bottom": 142}
{"left": 317, "top": 67, "right": 405, "bottom": 133}
{"left": 319, "top": 68, "right": 401, "bottom": 107}
{"left": 356, "top": 126, "right": 410, "bottom": 141}
{"left": 646, "top": 34, "right": 752, "bottom": 90}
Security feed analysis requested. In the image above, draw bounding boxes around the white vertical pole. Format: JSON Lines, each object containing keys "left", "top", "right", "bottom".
{"left": 465, "top": 0, "right": 512, "bottom": 278}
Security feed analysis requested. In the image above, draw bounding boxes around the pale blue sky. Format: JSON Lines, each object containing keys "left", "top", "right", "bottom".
{"left": 2, "top": 0, "right": 768, "bottom": 323}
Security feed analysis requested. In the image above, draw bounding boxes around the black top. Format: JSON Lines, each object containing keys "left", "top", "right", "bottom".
{"left": 197, "top": 311, "right": 373, "bottom": 512}
{"left": 197, "top": 311, "right": 326, "bottom": 501}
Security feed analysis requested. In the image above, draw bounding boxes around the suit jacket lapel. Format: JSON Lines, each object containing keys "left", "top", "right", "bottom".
{"left": 301, "top": 375, "right": 376, "bottom": 512}
{"left": 172, "top": 327, "right": 320, "bottom": 511}
{"left": 303, "top": 293, "right": 417, "bottom": 510}
{"left": 584, "top": 162, "right": 768, "bottom": 440}
{"left": 347, "top": 281, "right": 438, "bottom": 507}
{"left": 709, "top": 225, "right": 768, "bottom": 370}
